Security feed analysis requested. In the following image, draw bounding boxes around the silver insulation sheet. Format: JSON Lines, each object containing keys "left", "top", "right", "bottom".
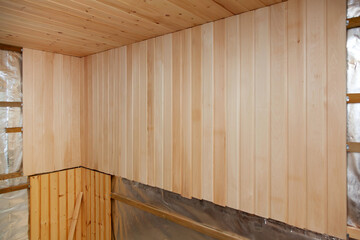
{"left": 0, "top": 49, "right": 28, "bottom": 240}
{"left": 112, "top": 177, "right": 340, "bottom": 240}
{"left": 347, "top": 1, "right": 360, "bottom": 226}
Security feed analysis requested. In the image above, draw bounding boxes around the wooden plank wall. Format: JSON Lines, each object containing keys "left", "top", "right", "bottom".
{"left": 30, "top": 167, "right": 111, "bottom": 240}
{"left": 23, "top": 49, "right": 83, "bottom": 175}
{"left": 81, "top": 0, "right": 346, "bottom": 238}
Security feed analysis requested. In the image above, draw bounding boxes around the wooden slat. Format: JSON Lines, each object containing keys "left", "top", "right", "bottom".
{"left": 147, "top": 39, "right": 155, "bottom": 187}
{"left": 347, "top": 93, "right": 360, "bottom": 103}
{"left": 99, "top": 174, "right": 105, "bottom": 239}
{"left": 0, "top": 102, "right": 22, "bottom": 107}
{"left": 75, "top": 168, "right": 82, "bottom": 239}
{"left": 30, "top": 176, "right": 40, "bottom": 240}
{"left": 132, "top": 43, "right": 140, "bottom": 183}
{"left": 0, "top": 182, "right": 28, "bottom": 194}
{"left": 50, "top": 172, "right": 59, "bottom": 240}
{"left": 111, "top": 193, "right": 249, "bottom": 240}
{"left": 67, "top": 169, "right": 76, "bottom": 234}
{"left": 40, "top": 174, "right": 50, "bottom": 239}
{"left": 95, "top": 172, "right": 100, "bottom": 240}
{"left": 126, "top": 45, "right": 133, "bottom": 181}
{"left": 348, "top": 226, "right": 360, "bottom": 240}
{"left": 68, "top": 192, "right": 83, "bottom": 240}
{"left": 5, "top": 127, "right": 22, "bottom": 133}
{"left": 0, "top": 171, "right": 22, "bottom": 180}
{"left": 104, "top": 175, "right": 111, "bottom": 240}
{"left": 347, "top": 16, "right": 360, "bottom": 29}
{"left": 347, "top": 142, "right": 360, "bottom": 152}
{"left": 59, "top": 170, "right": 67, "bottom": 240}
{"left": 288, "top": 0, "right": 307, "bottom": 228}
{"left": 327, "top": 0, "right": 347, "bottom": 238}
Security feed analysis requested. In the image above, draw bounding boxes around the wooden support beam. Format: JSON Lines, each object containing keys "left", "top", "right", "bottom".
{"left": 347, "top": 142, "right": 360, "bottom": 152}
{"left": 5, "top": 127, "right": 22, "bottom": 133}
{"left": 0, "top": 102, "right": 22, "bottom": 108}
{"left": 0, "top": 43, "right": 22, "bottom": 53}
{"left": 348, "top": 226, "right": 360, "bottom": 240}
{"left": 0, "top": 172, "right": 22, "bottom": 180}
{"left": 347, "top": 16, "right": 360, "bottom": 29}
{"left": 0, "top": 183, "right": 29, "bottom": 194}
{"left": 111, "top": 193, "right": 248, "bottom": 240}
{"left": 347, "top": 94, "right": 360, "bottom": 103}
{"left": 68, "top": 192, "right": 83, "bottom": 240}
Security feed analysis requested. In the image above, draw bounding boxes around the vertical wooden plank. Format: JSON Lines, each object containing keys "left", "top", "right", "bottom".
{"left": 50, "top": 172, "right": 59, "bottom": 240}
{"left": 75, "top": 168, "right": 82, "bottom": 240}
{"left": 108, "top": 50, "right": 115, "bottom": 176}
{"left": 132, "top": 43, "right": 140, "bottom": 182}
{"left": 270, "top": 2, "right": 288, "bottom": 222}
{"left": 163, "top": 34, "right": 173, "bottom": 192}
{"left": 90, "top": 171, "right": 95, "bottom": 240}
{"left": 287, "top": 0, "right": 307, "bottom": 228}
{"left": 62, "top": 55, "right": 72, "bottom": 169}
{"left": 201, "top": 23, "right": 214, "bottom": 202}
{"left": 213, "top": 19, "right": 226, "bottom": 206}
{"left": 139, "top": 41, "right": 148, "bottom": 184}
{"left": 239, "top": 11, "right": 255, "bottom": 213}
{"left": 172, "top": 32, "right": 182, "bottom": 194}
{"left": 225, "top": 15, "right": 240, "bottom": 209}
{"left": 103, "top": 52, "right": 110, "bottom": 174}
{"left": 86, "top": 169, "right": 92, "bottom": 239}
{"left": 105, "top": 175, "right": 111, "bottom": 240}
{"left": 120, "top": 47, "right": 127, "bottom": 178}
{"left": 95, "top": 172, "right": 100, "bottom": 240}
{"left": 147, "top": 39, "right": 155, "bottom": 186}
{"left": 23, "top": 49, "right": 34, "bottom": 175}
{"left": 59, "top": 170, "right": 67, "bottom": 240}
{"left": 154, "top": 36, "right": 164, "bottom": 188}
{"left": 191, "top": 26, "right": 202, "bottom": 199}
{"left": 126, "top": 45, "right": 133, "bottom": 180}
{"left": 67, "top": 169, "right": 75, "bottom": 233}
{"left": 181, "top": 29, "right": 192, "bottom": 198}
{"left": 254, "top": 7, "right": 271, "bottom": 218}
{"left": 40, "top": 174, "right": 50, "bottom": 239}
{"left": 327, "top": 0, "right": 347, "bottom": 238}
{"left": 99, "top": 174, "right": 105, "bottom": 239}
{"left": 306, "top": 0, "right": 328, "bottom": 234}
{"left": 30, "top": 175, "right": 40, "bottom": 240}
{"left": 81, "top": 169, "right": 88, "bottom": 239}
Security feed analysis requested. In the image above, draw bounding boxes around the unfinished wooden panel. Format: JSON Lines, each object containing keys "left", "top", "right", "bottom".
{"left": 29, "top": 168, "right": 111, "bottom": 240}
{"left": 254, "top": 7, "right": 271, "bottom": 218}
{"left": 23, "top": 49, "right": 82, "bottom": 176}
{"left": 0, "top": 0, "right": 283, "bottom": 56}
{"left": 326, "top": 0, "right": 347, "bottom": 237}
{"left": 287, "top": 0, "right": 307, "bottom": 229}
{"left": 80, "top": 1, "right": 346, "bottom": 238}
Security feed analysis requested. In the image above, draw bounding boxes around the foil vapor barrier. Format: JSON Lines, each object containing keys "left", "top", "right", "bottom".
{"left": 112, "top": 177, "right": 340, "bottom": 240}
{"left": 0, "top": 49, "right": 28, "bottom": 239}
{"left": 347, "top": 12, "right": 360, "bottom": 227}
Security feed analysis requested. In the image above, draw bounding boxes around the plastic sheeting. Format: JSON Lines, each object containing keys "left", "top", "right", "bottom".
{"left": 0, "top": 49, "right": 28, "bottom": 240}
{"left": 348, "top": 0, "right": 360, "bottom": 19}
{"left": 112, "top": 177, "right": 340, "bottom": 240}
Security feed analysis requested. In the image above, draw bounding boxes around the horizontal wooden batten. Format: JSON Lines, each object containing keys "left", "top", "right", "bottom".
{"left": 111, "top": 193, "right": 248, "bottom": 240}
{"left": 348, "top": 226, "right": 360, "bottom": 240}
{"left": 0, "top": 183, "right": 29, "bottom": 194}
{"left": 5, "top": 127, "right": 22, "bottom": 133}
{"left": 347, "top": 16, "right": 360, "bottom": 29}
{"left": 347, "top": 93, "right": 360, "bottom": 103}
{"left": 347, "top": 142, "right": 360, "bottom": 152}
{"left": 0, "top": 171, "right": 22, "bottom": 180}
{"left": 0, "top": 43, "right": 22, "bottom": 53}
{"left": 0, "top": 102, "right": 22, "bottom": 107}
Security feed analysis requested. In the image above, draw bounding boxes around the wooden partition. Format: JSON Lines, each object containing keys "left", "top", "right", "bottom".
{"left": 81, "top": 0, "right": 346, "bottom": 238}
{"left": 23, "top": 49, "right": 83, "bottom": 175}
{"left": 29, "top": 167, "right": 111, "bottom": 240}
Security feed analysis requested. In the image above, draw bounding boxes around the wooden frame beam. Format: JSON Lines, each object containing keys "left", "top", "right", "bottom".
{"left": 347, "top": 94, "right": 360, "bottom": 103}
{"left": 0, "top": 102, "right": 22, "bottom": 108}
{"left": 0, "top": 43, "right": 22, "bottom": 53}
{"left": 5, "top": 127, "right": 22, "bottom": 133}
{"left": 348, "top": 226, "right": 360, "bottom": 240}
{"left": 347, "top": 142, "right": 360, "bottom": 152}
{"left": 0, "top": 183, "right": 29, "bottom": 194}
{"left": 0, "top": 172, "right": 22, "bottom": 180}
{"left": 111, "top": 193, "right": 248, "bottom": 240}
{"left": 347, "top": 16, "right": 360, "bottom": 29}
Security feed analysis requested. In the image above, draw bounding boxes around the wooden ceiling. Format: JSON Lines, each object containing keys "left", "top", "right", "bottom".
{"left": 0, "top": 0, "right": 284, "bottom": 57}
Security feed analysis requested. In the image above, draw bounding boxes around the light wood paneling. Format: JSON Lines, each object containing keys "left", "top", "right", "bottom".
{"left": 29, "top": 167, "right": 111, "bottom": 240}
{"left": 23, "top": 49, "right": 82, "bottom": 176}
{"left": 80, "top": 1, "right": 346, "bottom": 238}
{"left": 0, "top": 0, "right": 284, "bottom": 56}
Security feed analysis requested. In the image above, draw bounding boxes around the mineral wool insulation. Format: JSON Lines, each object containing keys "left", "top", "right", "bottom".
{"left": 0, "top": 49, "right": 28, "bottom": 240}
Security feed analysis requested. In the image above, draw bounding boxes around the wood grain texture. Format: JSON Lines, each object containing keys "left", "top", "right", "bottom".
{"left": 0, "top": 0, "right": 282, "bottom": 56}
{"left": 29, "top": 168, "right": 111, "bottom": 240}
{"left": 23, "top": 49, "right": 82, "bottom": 176}
{"left": 77, "top": 1, "right": 346, "bottom": 238}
